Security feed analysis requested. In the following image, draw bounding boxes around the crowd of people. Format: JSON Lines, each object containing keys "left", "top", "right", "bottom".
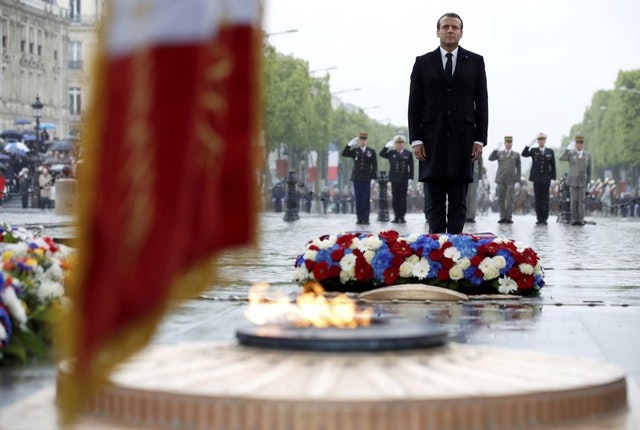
{"left": 0, "top": 133, "right": 78, "bottom": 209}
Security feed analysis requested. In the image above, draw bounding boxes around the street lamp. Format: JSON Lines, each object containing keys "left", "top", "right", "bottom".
{"left": 266, "top": 29, "right": 298, "bottom": 37}
{"left": 31, "top": 95, "right": 43, "bottom": 154}
{"left": 30, "top": 95, "right": 44, "bottom": 208}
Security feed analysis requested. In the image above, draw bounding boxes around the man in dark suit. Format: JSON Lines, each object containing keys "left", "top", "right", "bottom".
{"left": 408, "top": 12, "right": 488, "bottom": 234}
{"left": 521, "top": 132, "right": 556, "bottom": 225}
{"left": 380, "top": 135, "right": 414, "bottom": 223}
{"left": 342, "top": 131, "right": 377, "bottom": 225}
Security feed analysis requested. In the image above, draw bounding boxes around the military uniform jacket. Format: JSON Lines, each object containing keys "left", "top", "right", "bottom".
{"left": 379, "top": 147, "right": 414, "bottom": 183}
{"left": 521, "top": 146, "right": 556, "bottom": 183}
{"left": 488, "top": 150, "right": 521, "bottom": 185}
{"left": 342, "top": 145, "right": 378, "bottom": 181}
{"left": 408, "top": 46, "right": 488, "bottom": 182}
{"left": 559, "top": 149, "right": 591, "bottom": 187}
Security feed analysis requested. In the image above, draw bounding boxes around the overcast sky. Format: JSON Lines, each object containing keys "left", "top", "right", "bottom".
{"left": 264, "top": 0, "right": 640, "bottom": 152}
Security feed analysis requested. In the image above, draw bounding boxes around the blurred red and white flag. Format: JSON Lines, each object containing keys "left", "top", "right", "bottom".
{"left": 327, "top": 142, "right": 339, "bottom": 182}
{"left": 59, "top": 0, "right": 261, "bottom": 422}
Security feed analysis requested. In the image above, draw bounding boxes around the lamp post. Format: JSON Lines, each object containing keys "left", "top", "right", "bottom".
{"left": 31, "top": 95, "right": 43, "bottom": 208}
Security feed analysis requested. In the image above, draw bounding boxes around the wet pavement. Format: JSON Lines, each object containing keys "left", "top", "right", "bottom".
{"left": 1, "top": 208, "right": 640, "bottom": 413}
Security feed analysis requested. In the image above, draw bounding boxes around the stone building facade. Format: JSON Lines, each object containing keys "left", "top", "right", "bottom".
{"left": 0, "top": 0, "right": 102, "bottom": 139}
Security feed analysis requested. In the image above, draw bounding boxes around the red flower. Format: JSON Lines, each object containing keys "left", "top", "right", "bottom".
{"left": 328, "top": 264, "right": 342, "bottom": 278}
{"left": 429, "top": 248, "right": 444, "bottom": 261}
{"left": 470, "top": 255, "right": 483, "bottom": 266}
{"left": 330, "top": 249, "right": 345, "bottom": 262}
{"left": 437, "top": 268, "right": 449, "bottom": 281}
{"left": 305, "top": 260, "right": 315, "bottom": 272}
{"left": 312, "top": 261, "right": 331, "bottom": 281}
{"left": 383, "top": 267, "right": 400, "bottom": 284}
{"left": 336, "top": 233, "right": 358, "bottom": 248}
{"left": 440, "top": 257, "right": 454, "bottom": 270}
{"left": 390, "top": 240, "right": 412, "bottom": 257}
{"left": 354, "top": 257, "right": 374, "bottom": 281}
{"left": 379, "top": 230, "right": 399, "bottom": 246}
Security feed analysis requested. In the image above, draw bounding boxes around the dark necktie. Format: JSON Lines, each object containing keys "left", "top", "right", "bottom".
{"left": 445, "top": 52, "right": 453, "bottom": 80}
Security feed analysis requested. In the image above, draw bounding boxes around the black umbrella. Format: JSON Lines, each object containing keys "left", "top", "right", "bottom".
{"left": 0, "top": 129, "right": 22, "bottom": 141}
{"left": 50, "top": 140, "right": 75, "bottom": 152}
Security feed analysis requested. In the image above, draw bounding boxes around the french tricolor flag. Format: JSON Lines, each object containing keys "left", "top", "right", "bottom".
{"left": 327, "top": 142, "right": 339, "bottom": 183}
{"left": 59, "top": 0, "right": 261, "bottom": 422}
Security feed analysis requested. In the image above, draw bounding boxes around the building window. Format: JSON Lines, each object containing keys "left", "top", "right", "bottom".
{"left": 21, "top": 39, "right": 25, "bottom": 52}
{"left": 70, "top": 0, "right": 81, "bottom": 23}
{"left": 68, "top": 41, "right": 82, "bottom": 69}
{"left": 2, "top": 36, "right": 6, "bottom": 49}
{"left": 38, "top": 44, "right": 42, "bottom": 56}
{"left": 69, "top": 87, "right": 81, "bottom": 115}
{"left": 29, "top": 42, "right": 34, "bottom": 54}
{"left": 54, "top": 49, "right": 58, "bottom": 60}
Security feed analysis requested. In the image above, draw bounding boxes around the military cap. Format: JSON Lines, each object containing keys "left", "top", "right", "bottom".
{"left": 358, "top": 131, "right": 368, "bottom": 139}
{"left": 575, "top": 133, "right": 585, "bottom": 142}
{"left": 394, "top": 135, "right": 406, "bottom": 143}
{"left": 504, "top": 136, "right": 513, "bottom": 142}
{"left": 536, "top": 132, "right": 547, "bottom": 139}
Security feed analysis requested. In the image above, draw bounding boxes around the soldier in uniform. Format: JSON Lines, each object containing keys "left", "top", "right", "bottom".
{"left": 560, "top": 133, "right": 591, "bottom": 225}
{"left": 489, "top": 136, "right": 521, "bottom": 223}
{"left": 521, "top": 132, "right": 556, "bottom": 225}
{"left": 380, "top": 135, "right": 414, "bottom": 223}
{"left": 342, "top": 131, "right": 377, "bottom": 225}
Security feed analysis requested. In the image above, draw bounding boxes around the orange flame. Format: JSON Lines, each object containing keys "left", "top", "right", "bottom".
{"left": 245, "top": 281, "right": 372, "bottom": 328}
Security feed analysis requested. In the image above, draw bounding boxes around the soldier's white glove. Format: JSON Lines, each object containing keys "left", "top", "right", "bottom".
{"left": 347, "top": 137, "right": 358, "bottom": 147}
{"left": 567, "top": 141, "right": 576, "bottom": 151}
{"left": 385, "top": 139, "right": 395, "bottom": 148}
{"left": 494, "top": 141, "right": 503, "bottom": 151}
{"left": 528, "top": 138, "right": 537, "bottom": 147}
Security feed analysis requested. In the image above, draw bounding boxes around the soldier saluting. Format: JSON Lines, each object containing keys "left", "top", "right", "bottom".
{"left": 489, "top": 135, "right": 521, "bottom": 224}
{"left": 342, "top": 131, "right": 377, "bottom": 225}
{"left": 380, "top": 135, "right": 414, "bottom": 223}
{"left": 522, "top": 132, "right": 556, "bottom": 225}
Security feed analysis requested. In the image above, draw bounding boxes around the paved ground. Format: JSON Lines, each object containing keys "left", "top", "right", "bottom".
{"left": 1, "top": 207, "right": 639, "bottom": 429}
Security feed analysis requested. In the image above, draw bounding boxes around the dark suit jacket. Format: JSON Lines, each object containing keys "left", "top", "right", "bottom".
{"left": 408, "top": 46, "right": 488, "bottom": 182}
{"left": 521, "top": 146, "right": 556, "bottom": 183}
{"left": 341, "top": 145, "right": 377, "bottom": 181}
{"left": 379, "top": 147, "right": 414, "bottom": 183}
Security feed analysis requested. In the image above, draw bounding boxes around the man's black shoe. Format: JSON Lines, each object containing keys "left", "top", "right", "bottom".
{"left": 498, "top": 219, "right": 506, "bottom": 223}
{"left": 536, "top": 220, "right": 547, "bottom": 225}
{"left": 505, "top": 219, "right": 513, "bottom": 224}
{"left": 465, "top": 218, "right": 476, "bottom": 223}
{"left": 399, "top": 218, "right": 406, "bottom": 223}
{"left": 391, "top": 219, "right": 400, "bottom": 223}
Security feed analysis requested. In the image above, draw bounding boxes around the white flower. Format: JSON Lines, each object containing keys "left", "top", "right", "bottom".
{"left": 339, "top": 254, "right": 357, "bottom": 274}
{"left": 349, "top": 238, "right": 361, "bottom": 250}
{"left": 411, "top": 257, "right": 430, "bottom": 279}
{"left": 43, "top": 261, "right": 65, "bottom": 282}
{"left": 362, "top": 235, "right": 382, "bottom": 251}
{"left": 498, "top": 277, "right": 518, "bottom": 294}
{"left": 292, "top": 266, "right": 310, "bottom": 283}
{"left": 449, "top": 265, "right": 464, "bottom": 281}
{"left": 0, "top": 287, "right": 27, "bottom": 327}
{"left": 363, "top": 250, "right": 375, "bottom": 263}
{"left": 407, "top": 233, "right": 420, "bottom": 242}
{"left": 339, "top": 270, "right": 353, "bottom": 284}
{"left": 399, "top": 261, "right": 414, "bottom": 278}
{"left": 313, "top": 235, "right": 337, "bottom": 250}
{"left": 0, "top": 322, "right": 7, "bottom": 342}
{"left": 437, "top": 235, "right": 449, "bottom": 245}
{"left": 444, "top": 246, "right": 460, "bottom": 261}
{"left": 406, "top": 254, "right": 420, "bottom": 264}
{"left": 519, "top": 263, "right": 534, "bottom": 275}
{"left": 457, "top": 258, "right": 471, "bottom": 270}
{"left": 37, "top": 281, "right": 65, "bottom": 303}
{"left": 493, "top": 255, "right": 506, "bottom": 270}
{"left": 479, "top": 257, "right": 500, "bottom": 280}
{"left": 303, "top": 249, "right": 318, "bottom": 261}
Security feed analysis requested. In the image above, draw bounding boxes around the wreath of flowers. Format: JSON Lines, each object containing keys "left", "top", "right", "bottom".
{"left": 293, "top": 231, "right": 544, "bottom": 296}
{"left": 0, "top": 224, "right": 75, "bottom": 363}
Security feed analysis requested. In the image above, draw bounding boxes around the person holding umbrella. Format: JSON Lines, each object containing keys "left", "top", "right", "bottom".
{"left": 17, "top": 167, "right": 30, "bottom": 208}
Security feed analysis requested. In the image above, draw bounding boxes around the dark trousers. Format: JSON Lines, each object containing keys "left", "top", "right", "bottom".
{"left": 533, "top": 181, "right": 551, "bottom": 222}
{"left": 352, "top": 180, "right": 371, "bottom": 223}
{"left": 391, "top": 181, "right": 408, "bottom": 220}
{"left": 424, "top": 178, "right": 468, "bottom": 234}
